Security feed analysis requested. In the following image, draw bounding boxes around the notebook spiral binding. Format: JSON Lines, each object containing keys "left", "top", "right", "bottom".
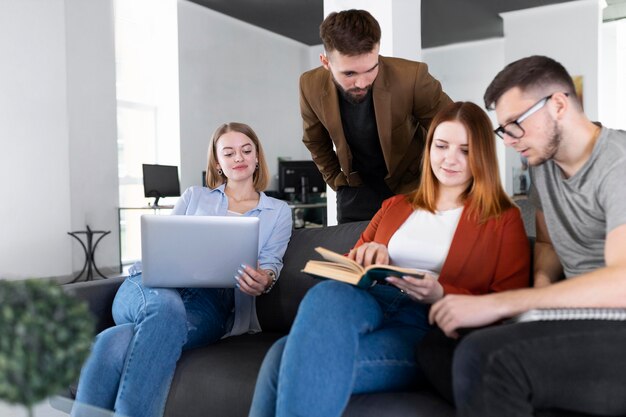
{"left": 507, "top": 308, "right": 626, "bottom": 324}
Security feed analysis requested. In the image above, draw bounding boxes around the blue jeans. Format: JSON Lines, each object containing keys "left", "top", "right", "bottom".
{"left": 453, "top": 320, "right": 626, "bottom": 417}
{"left": 71, "top": 274, "right": 234, "bottom": 417}
{"left": 249, "top": 280, "right": 433, "bottom": 417}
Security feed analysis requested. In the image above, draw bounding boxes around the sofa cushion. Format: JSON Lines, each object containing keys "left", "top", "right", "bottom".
{"left": 164, "top": 332, "right": 283, "bottom": 417}
{"left": 256, "top": 221, "right": 369, "bottom": 333}
{"left": 344, "top": 391, "right": 454, "bottom": 417}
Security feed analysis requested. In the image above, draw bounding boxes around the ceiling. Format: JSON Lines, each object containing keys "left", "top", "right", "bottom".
{"left": 188, "top": 0, "right": 580, "bottom": 48}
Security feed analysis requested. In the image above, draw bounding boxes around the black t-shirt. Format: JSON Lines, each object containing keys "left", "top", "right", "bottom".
{"left": 338, "top": 89, "right": 388, "bottom": 187}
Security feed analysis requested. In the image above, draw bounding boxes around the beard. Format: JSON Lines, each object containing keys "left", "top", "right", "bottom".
{"left": 331, "top": 76, "right": 372, "bottom": 104}
{"left": 531, "top": 119, "right": 562, "bottom": 166}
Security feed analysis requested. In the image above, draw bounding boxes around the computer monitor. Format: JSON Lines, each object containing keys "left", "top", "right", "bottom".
{"left": 142, "top": 164, "right": 181, "bottom": 207}
{"left": 278, "top": 160, "right": 326, "bottom": 203}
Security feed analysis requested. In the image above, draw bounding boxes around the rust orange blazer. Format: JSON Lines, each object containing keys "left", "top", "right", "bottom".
{"left": 354, "top": 195, "right": 531, "bottom": 295}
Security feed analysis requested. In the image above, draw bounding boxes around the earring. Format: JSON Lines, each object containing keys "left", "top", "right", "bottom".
{"left": 255, "top": 163, "right": 259, "bottom": 170}
{"left": 217, "top": 168, "right": 223, "bottom": 175}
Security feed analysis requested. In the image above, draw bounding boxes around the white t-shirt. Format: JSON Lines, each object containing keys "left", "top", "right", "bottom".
{"left": 387, "top": 207, "right": 463, "bottom": 275}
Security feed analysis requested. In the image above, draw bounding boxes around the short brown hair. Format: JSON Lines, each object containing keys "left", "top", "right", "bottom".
{"left": 205, "top": 122, "right": 270, "bottom": 191}
{"left": 319, "top": 9, "right": 381, "bottom": 56}
{"left": 484, "top": 55, "right": 578, "bottom": 109}
{"left": 407, "top": 102, "right": 513, "bottom": 223}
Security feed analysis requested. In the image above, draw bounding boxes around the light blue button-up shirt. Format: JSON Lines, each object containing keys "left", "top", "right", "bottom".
{"left": 133, "top": 184, "right": 292, "bottom": 336}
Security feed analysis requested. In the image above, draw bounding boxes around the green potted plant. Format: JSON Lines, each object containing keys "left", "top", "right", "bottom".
{"left": 0, "top": 279, "right": 94, "bottom": 417}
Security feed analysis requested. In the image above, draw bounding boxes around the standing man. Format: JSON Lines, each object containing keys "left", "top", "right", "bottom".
{"left": 428, "top": 56, "right": 626, "bottom": 416}
{"left": 300, "top": 9, "right": 452, "bottom": 223}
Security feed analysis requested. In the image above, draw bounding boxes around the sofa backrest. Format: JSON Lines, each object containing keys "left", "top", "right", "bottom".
{"left": 256, "top": 198, "right": 537, "bottom": 334}
{"left": 256, "top": 221, "right": 368, "bottom": 333}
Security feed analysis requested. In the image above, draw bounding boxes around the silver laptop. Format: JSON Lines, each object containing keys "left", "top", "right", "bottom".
{"left": 140, "top": 215, "right": 259, "bottom": 288}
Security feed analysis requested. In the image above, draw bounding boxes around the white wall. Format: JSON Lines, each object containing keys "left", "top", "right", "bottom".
{"left": 0, "top": 0, "right": 72, "bottom": 279}
{"left": 599, "top": 19, "right": 626, "bottom": 131}
{"left": 65, "top": 0, "right": 119, "bottom": 275}
{"left": 0, "top": 0, "right": 119, "bottom": 280}
{"left": 177, "top": 1, "right": 312, "bottom": 192}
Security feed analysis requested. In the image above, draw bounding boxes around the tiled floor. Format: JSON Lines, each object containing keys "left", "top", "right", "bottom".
{"left": 0, "top": 400, "right": 67, "bottom": 417}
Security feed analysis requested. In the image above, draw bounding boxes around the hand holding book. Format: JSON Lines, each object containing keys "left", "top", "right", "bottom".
{"left": 302, "top": 246, "right": 429, "bottom": 289}
{"left": 385, "top": 274, "right": 444, "bottom": 304}
{"left": 349, "top": 242, "right": 444, "bottom": 302}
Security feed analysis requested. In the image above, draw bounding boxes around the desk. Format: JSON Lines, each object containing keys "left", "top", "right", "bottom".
{"left": 287, "top": 202, "right": 327, "bottom": 228}
{"left": 117, "top": 206, "right": 173, "bottom": 272}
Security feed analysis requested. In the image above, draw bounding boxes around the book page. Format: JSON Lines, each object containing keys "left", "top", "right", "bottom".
{"left": 314, "top": 247, "right": 429, "bottom": 278}
{"left": 302, "top": 260, "right": 361, "bottom": 285}
{"left": 314, "top": 247, "right": 364, "bottom": 274}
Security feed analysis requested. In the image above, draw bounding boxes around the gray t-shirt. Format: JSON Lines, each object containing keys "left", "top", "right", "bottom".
{"left": 529, "top": 127, "right": 626, "bottom": 278}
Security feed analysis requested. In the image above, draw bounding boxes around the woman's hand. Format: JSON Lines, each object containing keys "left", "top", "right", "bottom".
{"left": 386, "top": 273, "right": 444, "bottom": 304}
{"left": 348, "top": 242, "right": 390, "bottom": 267}
{"left": 235, "top": 264, "right": 272, "bottom": 297}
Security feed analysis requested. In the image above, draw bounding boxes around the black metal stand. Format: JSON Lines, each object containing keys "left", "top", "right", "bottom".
{"left": 68, "top": 225, "right": 111, "bottom": 282}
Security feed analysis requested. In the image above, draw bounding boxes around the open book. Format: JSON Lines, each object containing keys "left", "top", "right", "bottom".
{"left": 302, "top": 247, "right": 426, "bottom": 289}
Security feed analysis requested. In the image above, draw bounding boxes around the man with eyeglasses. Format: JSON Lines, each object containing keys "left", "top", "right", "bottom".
{"left": 425, "top": 55, "right": 626, "bottom": 416}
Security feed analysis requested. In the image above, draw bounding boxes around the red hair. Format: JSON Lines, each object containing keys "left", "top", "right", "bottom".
{"left": 408, "top": 102, "right": 513, "bottom": 222}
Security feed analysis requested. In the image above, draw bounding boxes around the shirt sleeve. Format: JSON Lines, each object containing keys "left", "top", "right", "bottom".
{"left": 598, "top": 155, "right": 626, "bottom": 234}
{"left": 171, "top": 187, "right": 193, "bottom": 215}
{"left": 412, "top": 62, "right": 453, "bottom": 129}
{"left": 299, "top": 75, "right": 347, "bottom": 190}
{"left": 258, "top": 202, "right": 293, "bottom": 276}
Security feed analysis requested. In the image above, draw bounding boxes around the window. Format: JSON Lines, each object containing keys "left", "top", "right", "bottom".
{"left": 114, "top": 0, "right": 180, "bottom": 265}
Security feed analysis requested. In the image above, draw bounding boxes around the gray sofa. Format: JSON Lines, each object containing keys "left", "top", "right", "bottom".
{"left": 60, "top": 220, "right": 457, "bottom": 417}
{"left": 60, "top": 198, "right": 571, "bottom": 417}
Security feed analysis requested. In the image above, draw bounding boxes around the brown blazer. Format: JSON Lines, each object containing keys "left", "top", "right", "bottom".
{"left": 353, "top": 195, "right": 531, "bottom": 295}
{"left": 299, "top": 56, "right": 452, "bottom": 193}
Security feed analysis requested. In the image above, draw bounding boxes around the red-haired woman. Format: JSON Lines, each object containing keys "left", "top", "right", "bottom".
{"left": 249, "top": 102, "right": 530, "bottom": 417}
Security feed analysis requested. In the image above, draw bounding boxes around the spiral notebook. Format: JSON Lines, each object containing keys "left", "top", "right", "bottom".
{"left": 507, "top": 308, "right": 626, "bottom": 324}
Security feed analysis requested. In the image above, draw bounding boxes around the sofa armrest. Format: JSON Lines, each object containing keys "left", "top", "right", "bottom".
{"left": 63, "top": 276, "right": 125, "bottom": 333}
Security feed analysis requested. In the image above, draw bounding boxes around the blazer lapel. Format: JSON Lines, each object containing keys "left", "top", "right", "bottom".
{"left": 440, "top": 206, "right": 482, "bottom": 279}
{"left": 320, "top": 76, "right": 349, "bottom": 159}
{"left": 378, "top": 198, "right": 414, "bottom": 245}
{"left": 372, "top": 59, "right": 394, "bottom": 177}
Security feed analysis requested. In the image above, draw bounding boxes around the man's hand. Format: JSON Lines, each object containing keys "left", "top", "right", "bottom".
{"left": 429, "top": 294, "right": 507, "bottom": 338}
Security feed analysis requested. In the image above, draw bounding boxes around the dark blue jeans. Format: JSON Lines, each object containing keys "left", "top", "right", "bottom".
{"left": 453, "top": 320, "right": 626, "bottom": 417}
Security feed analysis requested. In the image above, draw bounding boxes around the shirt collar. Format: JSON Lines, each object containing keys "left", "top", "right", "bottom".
{"left": 213, "top": 183, "right": 275, "bottom": 212}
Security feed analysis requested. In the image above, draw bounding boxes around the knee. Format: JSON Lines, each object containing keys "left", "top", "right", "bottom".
{"left": 144, "top": 288, "right": 187, "bottom": 324}
{"left": 89, "top": 325, "right": 135, "bottom": 373}
{"left": 130, "top": 288, "right": 188, "bottom": 345}
{"left": 301, "top": 281, "right": 360, "bottom": 312}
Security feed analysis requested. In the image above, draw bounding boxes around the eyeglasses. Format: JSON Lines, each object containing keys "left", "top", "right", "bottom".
{"left": 494, "top": 93, "right": 569, "bottom": 140}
